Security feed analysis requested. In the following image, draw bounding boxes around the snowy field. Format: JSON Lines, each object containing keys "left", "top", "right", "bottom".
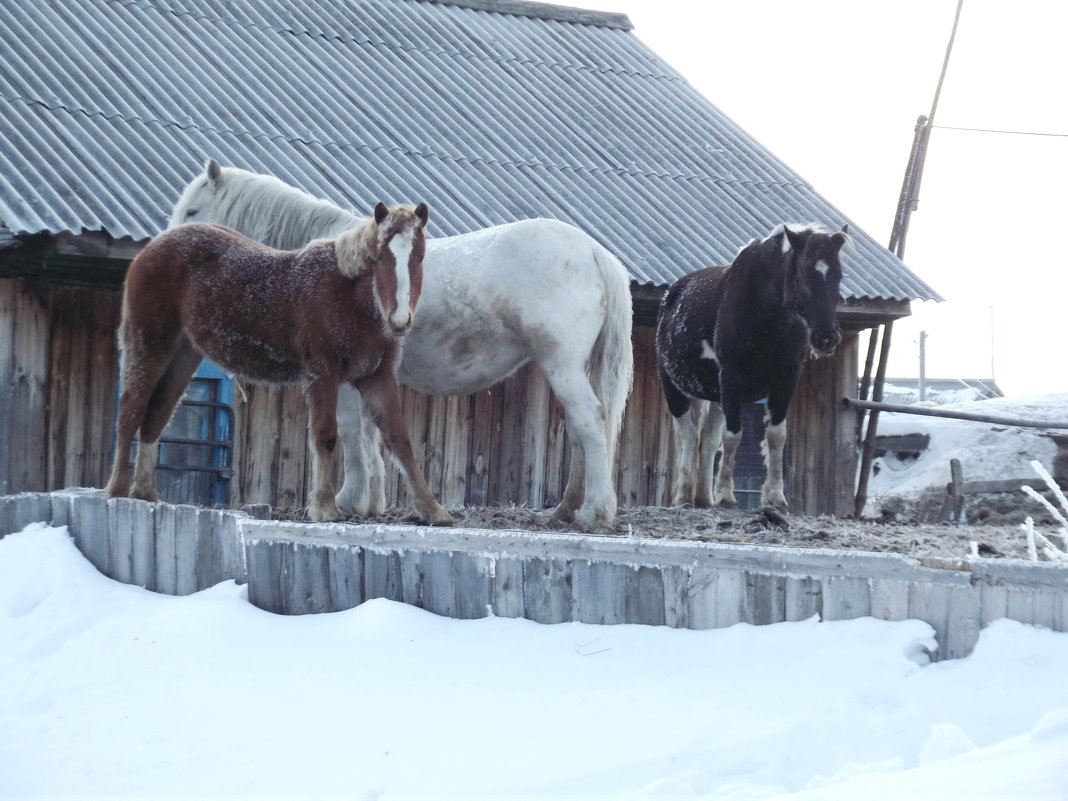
{"left": 864, "top": 392, "right": 1068, "bottom": 515}
{"left": 2, "top": 523, "right": 1067, "bottom": 800}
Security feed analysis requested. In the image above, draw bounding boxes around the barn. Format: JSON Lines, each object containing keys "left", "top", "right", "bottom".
{"left": 0, "top": 0, "right": 939, "bottom": 517}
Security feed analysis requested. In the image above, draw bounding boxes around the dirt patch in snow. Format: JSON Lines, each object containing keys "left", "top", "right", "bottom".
{"left": 265, "top": 494, "right": 1067, "bottom": 562}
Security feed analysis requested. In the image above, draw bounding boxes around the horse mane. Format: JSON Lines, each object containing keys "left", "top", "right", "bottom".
{"left": 332, "top": 218, "right": 380, "bottom": 279}
{"left": 200, "top": 166, "right": 362, "bottom": 250}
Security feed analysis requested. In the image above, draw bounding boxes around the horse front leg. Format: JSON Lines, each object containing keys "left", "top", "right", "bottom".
{"left": 761, "top": 415, "right": 788, "bottom": 508}
{"left": 760, "top": 380, "right": 796, "bottom": 509}
{"left": 356, "top": 372, "right": 452, "bottom": 526}
{"left": 305, "top": 378, "right": 346, "bottom": 523}
{"left": 713, "top": 371, "right": 743, "bottom": 507}
{"left": 335, "top": 383, "right": 387, "bottom": 517}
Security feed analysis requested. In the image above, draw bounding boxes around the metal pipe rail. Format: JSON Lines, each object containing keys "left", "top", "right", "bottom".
{"left": 842, "top": 397, "right": 1068, "bottom": 431}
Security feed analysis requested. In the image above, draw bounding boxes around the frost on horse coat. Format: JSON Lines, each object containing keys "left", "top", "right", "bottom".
{"left": 656, "top": 223, "right": 847, "bottom": 509}
{"left": 169, "top": 159, "right": 633, "bottom": 527}
{"left": 105, "top": 206, "right": 452, "bottom": 526}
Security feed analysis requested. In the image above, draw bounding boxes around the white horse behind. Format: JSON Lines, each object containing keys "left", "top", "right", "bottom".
{"left": 170, "top": 159, "right": 634, "bottom": 527}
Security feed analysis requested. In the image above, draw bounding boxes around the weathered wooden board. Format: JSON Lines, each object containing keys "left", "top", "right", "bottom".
{"left": 6, "top": 491, "right": 1068, "bottom": 663}
{"left": 0, "top": 280, "right": 50, "bottom": 496}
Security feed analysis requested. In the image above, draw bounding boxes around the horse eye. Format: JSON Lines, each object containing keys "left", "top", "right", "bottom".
{"left": 186, "top": 209, "right": 199, "bottom": 218}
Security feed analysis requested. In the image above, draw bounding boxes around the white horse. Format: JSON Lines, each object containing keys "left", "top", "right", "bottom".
{"left": 169, "top": 159, "right": 634, "bottom": 527}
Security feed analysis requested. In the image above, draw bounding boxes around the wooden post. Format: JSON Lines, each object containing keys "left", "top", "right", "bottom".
{"left": 854, "top": 321, "right": 894, "bottom": 517}
{"left": 948, "top": 458, "right": 964, "bottom": 522}
{"left": 855, "top": 326, "right": 879, "bottom": 444}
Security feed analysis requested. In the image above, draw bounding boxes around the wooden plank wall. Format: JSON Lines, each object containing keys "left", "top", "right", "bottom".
{"left": 0, "top": 278, "right": 120, "bottom": 496}
{"left": 46, "top": 286, "right": 122, "bottom": 491}
{"left": 788, "top": 332, "right": 861, "bottom": 516}
{"left": 2, "top": 274, "right": 862, "bottom": 517}
{"left": 230, "top": 325, "right": 687, "bottom": 513}
{"left": 232, "top": 325, "right": 859, "bottom": 515}
{"left": 0, "top": 279, "right": 49, "bottom": 495}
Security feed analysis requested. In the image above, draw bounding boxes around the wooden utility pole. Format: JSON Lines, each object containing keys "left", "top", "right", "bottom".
{"left": 855, "top": 0, "right": 966, "bottom": 517}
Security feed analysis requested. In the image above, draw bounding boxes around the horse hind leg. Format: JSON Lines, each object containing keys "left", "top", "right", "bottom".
{"left": 130, "top": 337, "right": 203, "bottom": 501}
{"left": 335, "top": 383, "right": 387, "bottom": 517}
{"left": 105, "top": 334, "right": 200, "bottom": 501}
{"left": 543, "top": 360, "right": 614, "bottom": 528}
{"left": 670, "top": 405, "right": 699, "bottom": 506}
{"left": 554, "top": 448, "right": 586, "bottom": 524}
{"left": 695, "top": 401, "right": 724, "bottom": 507}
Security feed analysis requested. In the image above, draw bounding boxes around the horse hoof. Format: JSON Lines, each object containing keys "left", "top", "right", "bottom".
{"left": 335, "top": 491, "right": 386, "bottom": 519}
{"left": 308, "top": 503, "right": 346, "bottom": 523}
{"left": 573, "top": 506, "right": 615, "bottom": 530}
{"left": 424, "top": 507, "right": 454, "bottom": 527}
{"left": 336, "top": 501, "right": 370, "bottom": 518}
{"left": 761, "top": 492, "right": 788, "bottom": 509}
{"left": 549, "top": 504, "right": 576, "bottom": 524}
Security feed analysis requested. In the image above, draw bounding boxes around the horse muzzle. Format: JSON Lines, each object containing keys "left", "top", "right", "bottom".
{"left": 810, "top": 329, "right": 841, "bottom": 356}
{"left": 388, "top": 312, "right": 414, "bottom": 337}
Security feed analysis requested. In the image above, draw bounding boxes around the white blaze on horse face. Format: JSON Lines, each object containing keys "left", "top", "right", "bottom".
{"left": 387, "top": 233, "right": 414, "bottom": 331}
{"left": 815, "top": 259, "right": 831, "bottom": 276}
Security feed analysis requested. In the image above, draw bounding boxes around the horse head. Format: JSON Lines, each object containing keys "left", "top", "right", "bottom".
{"left": 336, "top": 202, "right": 430, "bottom": 337}
{"left": 168, "top": 158, "right": 226, "bottom": 228}
{"left": 782, "top": 224, "right": 848, "bottom": 355}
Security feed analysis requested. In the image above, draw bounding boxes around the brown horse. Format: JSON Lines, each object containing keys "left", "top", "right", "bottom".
{"left": 104, "top": 202, "right": 453, "bottom": 526}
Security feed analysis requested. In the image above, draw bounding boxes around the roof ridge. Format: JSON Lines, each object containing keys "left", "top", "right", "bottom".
{"left": 419, "top": 0, "right": 632, "bottom": 30}
{"left": 114, "top": 0, "right": 651, "bottom": 80}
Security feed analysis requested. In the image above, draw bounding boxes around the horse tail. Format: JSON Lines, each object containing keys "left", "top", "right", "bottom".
{"left": 587, "top": 241, "right": 634, "bottom": 472}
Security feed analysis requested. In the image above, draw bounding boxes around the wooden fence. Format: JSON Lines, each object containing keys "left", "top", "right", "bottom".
{"left": 3, "top": 489, "right": 1067, "bottom": 661}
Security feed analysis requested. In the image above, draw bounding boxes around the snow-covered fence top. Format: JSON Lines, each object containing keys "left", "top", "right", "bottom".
{"left": 3, "top": 489, "right": 1067, "bottom": 661}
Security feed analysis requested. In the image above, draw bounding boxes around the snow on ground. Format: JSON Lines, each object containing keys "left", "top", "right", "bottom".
{"left": 2, "top": 523, "right": 1067, "bottom": 800}
{"left": 864, "top": 393, "right": 1068, "bottom": 515}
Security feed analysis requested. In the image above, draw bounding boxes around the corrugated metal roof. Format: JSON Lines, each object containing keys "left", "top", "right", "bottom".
{"left": 0, "top": 0, "right": 940, "bottom": 301}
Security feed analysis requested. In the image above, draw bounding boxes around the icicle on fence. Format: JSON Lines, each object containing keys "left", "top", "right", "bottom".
{"left": 1020, "top": 460, "right": 1068, "bottom": 563}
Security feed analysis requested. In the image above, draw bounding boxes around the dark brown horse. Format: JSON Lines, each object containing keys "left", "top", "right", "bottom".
{"left": 657, "top": 223, "right": 847, "bottom": 509}
{"left": 104, "top": 203, "right": 453, "bottom": 526}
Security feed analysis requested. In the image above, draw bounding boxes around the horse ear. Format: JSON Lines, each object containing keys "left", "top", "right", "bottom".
{"left": 373, "top": 202, "right": 389, "bottom": 225}
{"left": 205, "top": 158, "right": 223, "bottom": 191}
{"left": 415, "top": 202, "right": 429, "bottom": 228}
{"left": 783, "top": 226, "right": 804, "bottom": 254}
{"left": 832, "top": 225, "right": 849, "bottom": 250}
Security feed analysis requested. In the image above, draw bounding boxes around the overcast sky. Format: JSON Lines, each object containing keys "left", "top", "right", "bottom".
{"left": 548, "top": 0, "right": 1068, "bottom": 397}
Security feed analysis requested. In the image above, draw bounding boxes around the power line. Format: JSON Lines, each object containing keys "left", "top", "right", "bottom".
{"left": 932, "top": 124, "right": 1068, "bottom": 138}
